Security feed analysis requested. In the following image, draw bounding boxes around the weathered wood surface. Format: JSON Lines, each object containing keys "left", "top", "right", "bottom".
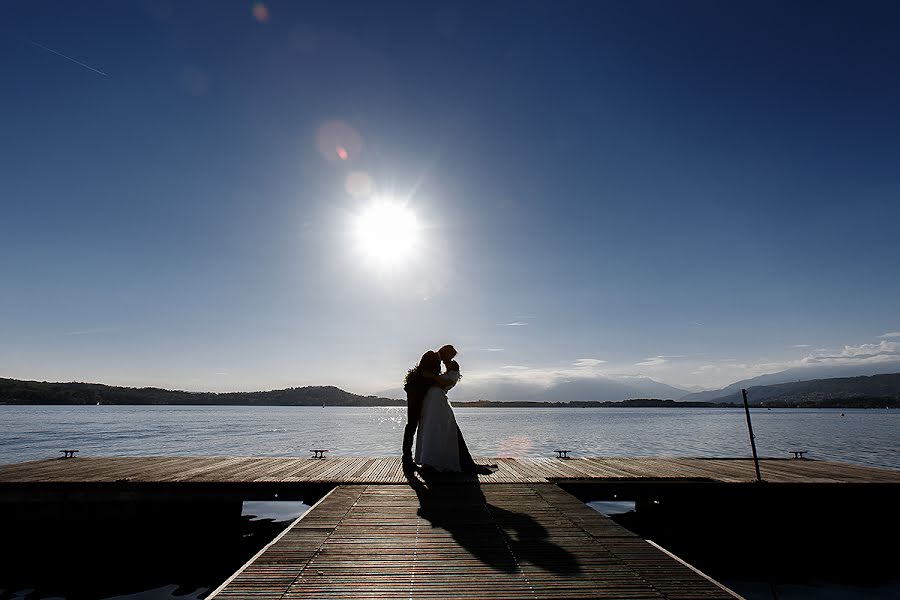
{"left": 210, "top": 483, "right": 740, "bottom": 599}
{"left": 0, "top": 456, "right": 897, "bottom": 485}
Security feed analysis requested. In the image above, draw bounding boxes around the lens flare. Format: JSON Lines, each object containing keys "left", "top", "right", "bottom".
{"left": 497, "top": 435, "right": 534, "bottom": 458}
{"left": 317, "top": 121, "right": 362, "bottom": 162}
{"left": 252, "top": 3, "right": 269, "bottom": 23}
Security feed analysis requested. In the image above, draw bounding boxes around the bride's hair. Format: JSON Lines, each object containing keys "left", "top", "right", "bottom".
{"left": 419, "top": 351, "right": 441, "bottom": 375}
{"left": 403, "top": 351, "right": 441, "bottom": 389}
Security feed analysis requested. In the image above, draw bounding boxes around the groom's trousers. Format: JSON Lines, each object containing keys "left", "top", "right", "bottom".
{"left": 402, "top": 395, "right": 423, "bottom": 461}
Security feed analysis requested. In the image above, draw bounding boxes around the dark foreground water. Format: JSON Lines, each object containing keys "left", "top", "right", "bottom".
{"left": 1, "top": 406, "right": 897, "bottom": 599}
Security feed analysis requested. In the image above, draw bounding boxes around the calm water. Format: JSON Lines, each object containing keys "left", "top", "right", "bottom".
{"left": 1, "top": 405, "right": 897, "bottom": 469}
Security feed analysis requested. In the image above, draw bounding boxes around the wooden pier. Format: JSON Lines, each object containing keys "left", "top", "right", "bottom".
{"left": 208, "top": 483, "right": 739, "bottom": 599}
{"left": 2, "top": 455, "right": 898, "bottom": 488}
{"left": 2, "top": 456, "right": 898, "bottom": 599}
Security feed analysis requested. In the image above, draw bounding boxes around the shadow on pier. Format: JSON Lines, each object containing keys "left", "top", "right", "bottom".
{"left": 407, "top": 470, "right": 582, "bottom": 576}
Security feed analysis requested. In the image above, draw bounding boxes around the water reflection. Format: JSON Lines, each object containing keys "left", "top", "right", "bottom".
{"left": 242, "top": 500, "right": 308, "bottom": 522}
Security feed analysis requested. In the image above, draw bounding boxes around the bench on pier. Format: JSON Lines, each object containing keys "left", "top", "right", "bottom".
{"left": 554, "top": 449, "right": 572, "bottom": 459}
{"left": 59, "top": 450, "right": 79, "bottom": 458}
{"left": 309, "top": 449, "right": 328, "bottom": 459}
{"left": 789, "top": 450, "right": 808, "bottom": 459}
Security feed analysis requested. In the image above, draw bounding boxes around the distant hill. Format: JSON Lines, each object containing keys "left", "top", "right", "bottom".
{"left": 455, "top": 398, "right": 717, "bottom": 408}
{"left": 380, "top": 375, "right": 691, "bottom": 402}
{"left": 680, "top": 361, "right": 900, "bottom": 403}
{"left": 3, "top": 373, "right": 897, "bottom": 408}
{"left": 0, "top": 378, "right": 402, "bottom": 407}
{"left": 684, "top": 373, "right": 900, "bottom": 406}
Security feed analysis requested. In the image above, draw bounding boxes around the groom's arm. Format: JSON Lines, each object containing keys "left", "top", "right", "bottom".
{"left": 421, "top": 371, "right": 454, "bottom": 390}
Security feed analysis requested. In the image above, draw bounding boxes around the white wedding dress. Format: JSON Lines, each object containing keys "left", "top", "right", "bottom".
{"left": 414, "top": 370, "right": 461, "bottom": 472}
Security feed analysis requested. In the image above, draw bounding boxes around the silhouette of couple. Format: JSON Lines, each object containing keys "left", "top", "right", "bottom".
{"left": 402, "top": 345, "right": 495, "bottom": 474}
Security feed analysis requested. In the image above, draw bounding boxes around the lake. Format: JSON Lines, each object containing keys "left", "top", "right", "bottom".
{"left": 1, "top": 405, "right": 897, "bottom": 469}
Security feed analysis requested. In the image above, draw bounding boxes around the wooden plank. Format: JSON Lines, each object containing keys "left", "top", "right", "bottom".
{"left": 211, "top": 482, "right": 738, "bottom": 599}
{"left": 1, "top": 456, "right": 898, "bottom": 486}
{"left": 208, "top": 485, "right": 365, "bottom": 599}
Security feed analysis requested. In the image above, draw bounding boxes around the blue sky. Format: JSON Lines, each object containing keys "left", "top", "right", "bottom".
{"left": 2, "top": 0, "right": 899, "bottom": 395}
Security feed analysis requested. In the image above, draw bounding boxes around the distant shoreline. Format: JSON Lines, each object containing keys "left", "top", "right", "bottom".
{"left": 0, "top": 399, "right": 896, "bottom": 409}
{"left": 1, "top": 377, "right": 897, "bottom": 409}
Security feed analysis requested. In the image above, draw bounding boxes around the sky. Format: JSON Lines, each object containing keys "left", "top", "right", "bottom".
{"left": 2, "top": 0, "right": 899, "bottom": 396}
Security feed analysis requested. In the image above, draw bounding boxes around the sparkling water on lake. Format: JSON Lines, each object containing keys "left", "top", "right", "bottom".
{"left": 1, "top": 405, "right": 897, "bottom": 469}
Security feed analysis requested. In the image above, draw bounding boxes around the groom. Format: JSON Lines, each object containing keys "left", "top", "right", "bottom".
{"left": 401, "top": 344, "right": 484, "bottom": 474}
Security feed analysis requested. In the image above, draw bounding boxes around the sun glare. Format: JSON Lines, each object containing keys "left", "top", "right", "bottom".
{"left": 353, "top": 201, "right": 421, "bottom": 267}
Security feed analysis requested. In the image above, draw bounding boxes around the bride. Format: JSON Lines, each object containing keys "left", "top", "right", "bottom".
{"left": 414, "top": 349, "right": 464, "bottom": 472}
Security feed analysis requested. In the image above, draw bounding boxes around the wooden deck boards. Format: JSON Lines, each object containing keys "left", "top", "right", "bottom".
{"left": 210, "top": 483, "right": 738, "bottom": 599}
{"left": 4, "top": 456, "right": 894, "bottom": 598}
{"left": 1, "top": 456, "right": 897, "bottom": 486}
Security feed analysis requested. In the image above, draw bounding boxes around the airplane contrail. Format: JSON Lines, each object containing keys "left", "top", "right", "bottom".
{"left": 31, "top": 41, "right": 108, "bottom": 77}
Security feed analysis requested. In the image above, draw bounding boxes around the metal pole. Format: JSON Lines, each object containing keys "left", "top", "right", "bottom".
{"left": 742, "top": 388, "right": 762, "bottom": 482}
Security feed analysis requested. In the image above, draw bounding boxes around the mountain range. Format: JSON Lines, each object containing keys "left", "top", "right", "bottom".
{"left": 3, "top": 360, "right": 900, "bottom": 407}
{"left": 378, "top": 360, "right": 900, "bottom": 403}
{"left": 680, "top": 360, "right": 900, "bottom": 403}
{"left": 377, "top": 376, "right": 691, "bottom": 402}
{"left": 681, "top": 373, "right": 900, "bottom": 406}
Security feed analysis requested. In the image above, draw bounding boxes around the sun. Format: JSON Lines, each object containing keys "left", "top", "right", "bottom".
{"left": 352, "top": 200, "right": 421, "bottom": 267}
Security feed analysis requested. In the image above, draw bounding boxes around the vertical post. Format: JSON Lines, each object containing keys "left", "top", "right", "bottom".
{"left": 742, "top": 388, "right": 762, "bottom": 482}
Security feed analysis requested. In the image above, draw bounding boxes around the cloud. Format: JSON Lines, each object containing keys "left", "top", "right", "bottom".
{"left": 480, "top": 348, "right": 504, "bottom": 352}
{"left": 879, "top": 331, "right": 900, "bottom": 339}
{"left": 63, "top": 327, "right": 119, "bottom": 336}
{"left": 634, "top": 356, "right": 668, "bottom": 367}
{"left": 573, "top": 358, "right": 608, "bottom": 368}
{"left": 791, "top": 344, "right": 811, "bottom": 348}
{"left": 451, "top": 336, "right": 900, "bottom": 399}
{"left": 500, "top": 321, "right": 528, "bottom": 326}
{"left": 834, "top": 340, "right": 898, "bottom": 358}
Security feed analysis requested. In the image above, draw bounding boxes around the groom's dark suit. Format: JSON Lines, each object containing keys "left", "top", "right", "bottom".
{"left": 402, "top": 368, "right": 476, "bottom": 470}
{"left": 402, "top": 369, "right": 429, "bottom": 463}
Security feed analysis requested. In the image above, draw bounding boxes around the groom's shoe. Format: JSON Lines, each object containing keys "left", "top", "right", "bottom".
{"left": 463, "top": 463, "right": 497, "bottom": 475}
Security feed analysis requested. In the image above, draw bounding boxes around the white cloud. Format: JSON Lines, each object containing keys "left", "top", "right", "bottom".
{"left": 481, "top": 348, "right": 505, "bottom": 352}
{"left": 834, "top": 340, "right": 898, "bottom": 358}
{"left": 63, "top": 327, "right": 119, "bottom": 336}
{"left": 791, "top": 344, "right": 811, "bottom": 348}
{"left": 451, "top": 337, "right": 900, "bottom": 398}
{"left": 573, "top": 358, "right": 608, "bottom": 368}
{"left": 500, "top": 322, "right": 528, "bottom": 326}
{"left": 878, "top": 331, "right": 900, "bottom": 339}
{"left": 634, "top": 356, "right": 668, "bottom": 367}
